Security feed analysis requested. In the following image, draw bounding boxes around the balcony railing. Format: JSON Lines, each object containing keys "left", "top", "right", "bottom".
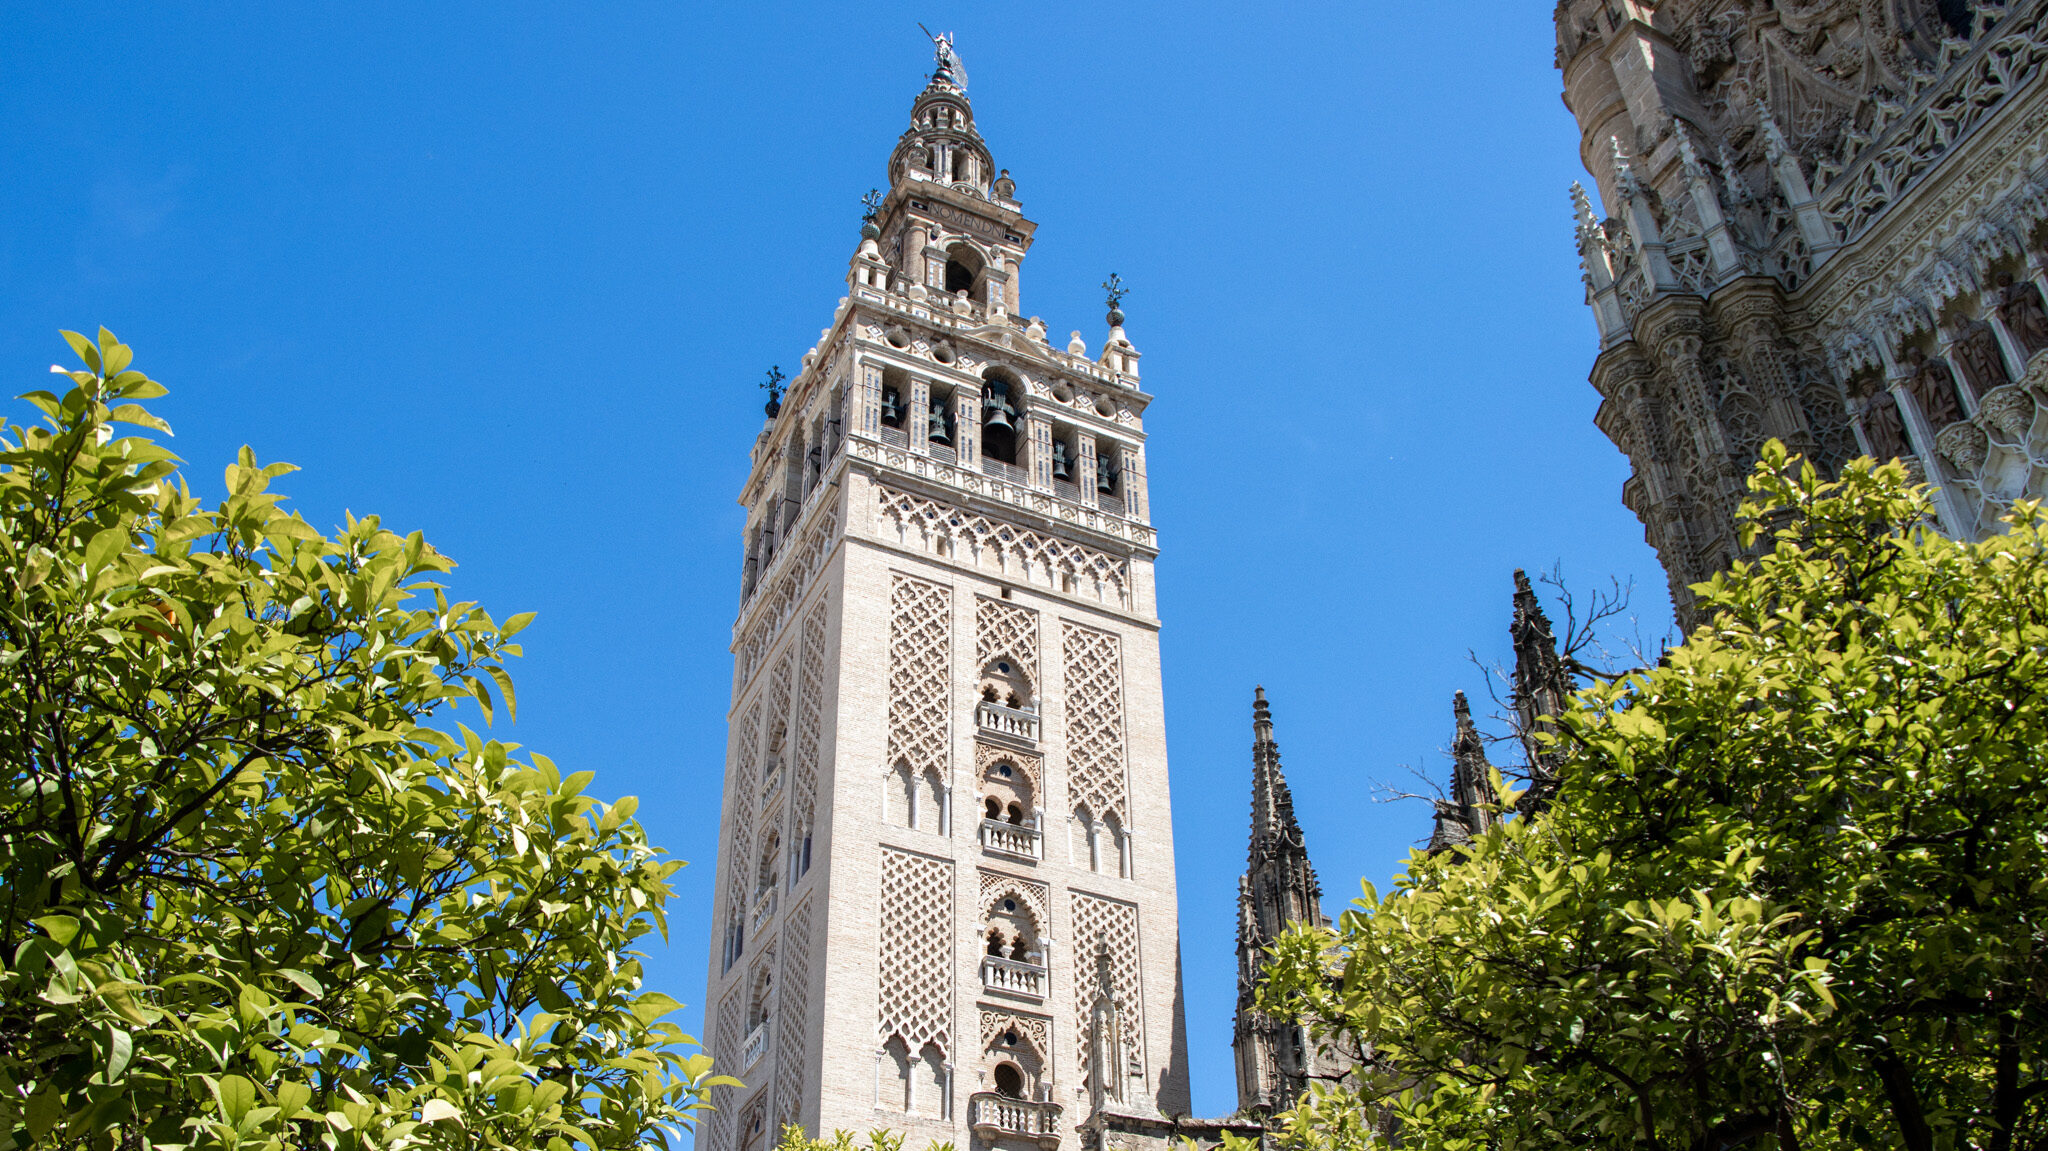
{"left": 980, "top": 955, "right": 1047, "bottom": 1000}
{"left": 751, "top": 888, "right": 778, "bottom": 933}
{"left": 976, "top": 700, "right": 1039, "bottom": 744}
{"left": 741, "top": 1021, "right": 770, "bottom": 1070}
{"left": 980, "top": 818, "right": 1042, "bottom": 862}
{"left": 760, "top": 762, "right": 784, "bottom": 809}
{"left": 968, "top": 1093, "right": 1062, "bottom": 1148}
{"left": 981, "top": 457, "right": 1029, "bottom": 484}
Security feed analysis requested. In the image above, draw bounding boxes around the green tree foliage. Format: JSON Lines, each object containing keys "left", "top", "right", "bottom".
{"left": 0, "top": 331, "right": 735, "bottom": 1150}
{"left": 1260, "top": 444, "right": 2048, "bottom": 1151}
{"left": 771, "top": 1125, "right": 951, "bottom": 1151}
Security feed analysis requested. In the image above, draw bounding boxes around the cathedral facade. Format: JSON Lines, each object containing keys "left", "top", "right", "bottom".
{"left": 699, "top": 39, "right": 1191, "bottom": 1151}
{"left": 1556, "top": 0, "right": 2048, "bottom": 618}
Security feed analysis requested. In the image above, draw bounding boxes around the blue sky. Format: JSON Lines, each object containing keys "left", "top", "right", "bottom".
{"left": 0, "top": 1, "right": 1671, "bottom": 1122}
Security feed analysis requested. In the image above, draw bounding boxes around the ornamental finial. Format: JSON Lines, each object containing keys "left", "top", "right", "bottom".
{"left": 918, "top": 25, "right": 968, "bottom": 92}
{"left": 1102, "top": 272, "right": 1128, "bottom": 327}
{"left": 760, "top": 365, "right": 786, "bottom": 418}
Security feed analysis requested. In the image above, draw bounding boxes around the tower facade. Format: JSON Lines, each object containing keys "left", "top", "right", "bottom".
{"left": 700, "top": 38, "right": 1189, "bottom": 1151}
{"left": 1555, "top": 0, "right": 2048, "bottom": 616}
{"left": 1230, "top": 689, "right": 1339, "bottom": 1118}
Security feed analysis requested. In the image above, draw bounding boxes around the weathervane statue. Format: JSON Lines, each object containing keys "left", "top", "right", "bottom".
{"left": 918, "top": 24, "right": 967, "bottom": 91}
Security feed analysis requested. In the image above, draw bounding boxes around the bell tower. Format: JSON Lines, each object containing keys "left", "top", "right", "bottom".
{"left": 699, "top": 34, "right": 1188, "bottom": 1151}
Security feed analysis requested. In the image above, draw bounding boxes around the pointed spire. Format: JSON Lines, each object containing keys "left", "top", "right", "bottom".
{"left": 1717, "top": 138, "right": 1756, "bottom": 206}
{"left": 1247, "top": 686, "right": 1303, "bottom": 867}
{"left": 1510, "top": 570, "right": 1571, "bottom": 811}
{"left": 1233, "top": 686, "right": 1337, "bottom": 1115}
{"left": 1571, "top": 182, "right": 1602, "bottom": 240}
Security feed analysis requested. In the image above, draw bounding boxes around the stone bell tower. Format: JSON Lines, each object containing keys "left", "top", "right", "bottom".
{"left": 698, "top": 34, "right": 1189, "bottom": 1151}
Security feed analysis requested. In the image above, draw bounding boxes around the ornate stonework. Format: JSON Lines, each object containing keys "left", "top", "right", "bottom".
{"left": 701, "top": 34, "right": 1187, "bottom": 1150}
{"left": 1557, "top": 0, "right": 2048, "bottom": 615}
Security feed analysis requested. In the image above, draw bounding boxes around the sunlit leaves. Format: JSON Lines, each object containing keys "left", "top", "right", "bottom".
{"left": 1260, "top": 443, "right": 2048, "bottom": 1151}
{"left": 0, "top": 331, "right": 722, "bottom": 1149}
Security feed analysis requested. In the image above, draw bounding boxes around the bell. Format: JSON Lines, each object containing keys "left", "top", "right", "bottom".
{"left": 982, "top": 382, "right": 1015, "bottom": 432}
{"left": 927, "top": 407, "right": 951, "bottom": 445}
{"left": 1050, "top": 440, "right": 1071, "bottom": 481}
{"left": 1096, "top": 454, "right": 1117, "bottom": 495}
{"left": 880, "top": 387, "right": 903, "bottom": 427}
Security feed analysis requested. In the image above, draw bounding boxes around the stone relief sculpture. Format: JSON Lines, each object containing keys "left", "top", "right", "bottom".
{"left": 1997, "top": 271, "right": 2048, "bottom": 358}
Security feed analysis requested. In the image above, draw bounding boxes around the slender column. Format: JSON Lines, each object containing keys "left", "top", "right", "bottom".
{"left": 1118, "top": 443, "right": 1147, "bottom": 521}
{"left": 1025, "top": 413, "right": 1053, "bottom": 490}
{"left": 1933, "top": 326, "right": 1985, "bottom": 415}
{"left": 954, "top": 391, "right": 979, "bottom": 467}
{"left": 858, "top": 362, "right": 883, "bottom": 439}
{"left": 904, "top": 224, "right": 929, "bottom": 285}
{"left": 1982, "top": 284, "right": 2032, "bottom": 378}
{"left": 1075, "top": 437, "right": 1100, "bottom": 509}
{"left": 909, "top": 378, "right": 932, "bottom": 457}
{"left": 1886, "top": 363, "right": 1971, "bottom": 535}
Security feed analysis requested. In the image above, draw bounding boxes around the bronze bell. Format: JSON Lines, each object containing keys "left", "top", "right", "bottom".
{"left": 1050, "top": 439, "right": 1071, "bottom": 481}
{"left": 880, "top": 386, "right": 903, "bottom": 427}
{"left": 1096, "top": 454, "right": 1117, "bottom": 495}
{"left": 927, "top": 406, "right": 951, "bottom": 445}
{"left": 982, "top": 382, "right": 1015, "bottom": 432}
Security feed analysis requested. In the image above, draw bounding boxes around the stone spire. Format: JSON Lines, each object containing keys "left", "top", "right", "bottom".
{"left": 1232, "top": 687, "right": 1333, "bottom": 1116}
{"left": 1428, "top": 691, "right": 1502, "bottom": 853}
{"left": 1510, "top": 570, "right": 1572, "bottom": 813}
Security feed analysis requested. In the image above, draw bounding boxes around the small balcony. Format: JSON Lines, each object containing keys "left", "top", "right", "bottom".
{"left": 760, "top": 763, "right": 784, "bottom": 810}
{"left": 980, "top": 954, "right": 1047, "bottom": 1001}
{"left": 741, "top": 1020, "right": 770, "bottom": 1070}
{"left": 976, "top": 700, "right": 1039, "bottom": 744}
{"left": 968, "top": 1093, "right": 1062, "bottom": 1148}
{"left": 979, "top": 818, "right": 1042, "bottom": 862}
{"left": 751, "top": 888, "right": 778, "bottom": 933}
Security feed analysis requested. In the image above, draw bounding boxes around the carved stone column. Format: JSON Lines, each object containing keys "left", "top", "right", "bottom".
{"left": 1075, "top": 437, "right": 1099, "bottom": 509}
{"left": 857, "top": 361, "right": 883, "bottom": 440}
{"left": 1118, "top": 443, "right": 1147, "bottom": 521}
{"left": 909, "top": 378, "right": 931, "bottom": 457}
{"left": 953, "top": 390, "right": 978, "bottom": 468}
{"left": 1024, "top": 412, "right": 1053, "bottom": 490}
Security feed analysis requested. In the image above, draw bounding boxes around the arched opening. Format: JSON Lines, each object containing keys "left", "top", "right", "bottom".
{"left": 980, "top": 656, "right": 1034, "bottom": 710}
{"left": 993, "top": 1062, "right": 1024, "bottom": 1099}
{"left": 981, "top": 756, "right": 1035, "bottom": 840}
{"left": 881, "top": 1035, "right": 913, "bottom": 1111}
{"left": 746, "top": 959, "right": 774, "bottom": 1033}
{"left": 917, "top": 1042, "right": 948, "bottom": 1117}
{"left": 880, "top": 367, "right": 909, "bottom": 431}
{"left": 983, "top": 892, "right": 1043, "bottom": 967}
{"left": 918, "top": 766, "right": 946, "bottom": 834}
{"left": 1105, "top": 811, "right": 1129, "bottom": 878}
{"left": 756, "top": 830, "right": 780, "bottom": 896}
{"left": 888, "top": 760, "right": 916, "bottom": 828}
{"left": 980, "top": 369, "right": 1022, "bottom": 465}
{"left": 945, "top": 242, "right": 984, "bottom": 298}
